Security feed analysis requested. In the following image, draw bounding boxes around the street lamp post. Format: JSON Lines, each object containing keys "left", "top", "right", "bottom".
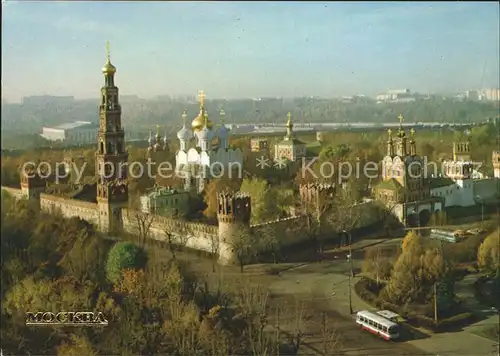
{"left": 476, "top": 195, "right": 484, "bottom": 228}
{"left": 343, "top": 229, "right": 354, "bottom": 315}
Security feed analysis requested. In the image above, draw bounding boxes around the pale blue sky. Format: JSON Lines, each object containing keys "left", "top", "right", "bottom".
{"left": 2, "top": 1, "right": 499, "bottom": 102}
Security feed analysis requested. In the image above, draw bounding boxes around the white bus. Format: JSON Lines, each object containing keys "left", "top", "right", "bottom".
{"left": 355, "top": 310, "right": 400, "bottom": 340}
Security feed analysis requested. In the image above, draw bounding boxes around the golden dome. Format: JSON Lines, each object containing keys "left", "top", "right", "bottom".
{"left": 102, "top": 42, "right": 116, "bottom": 75}
{"left": 102, "top": 59, "right": 116, "bottom": 75}
{"left": 192, "top": 109, "right": 214, "bottom": 131}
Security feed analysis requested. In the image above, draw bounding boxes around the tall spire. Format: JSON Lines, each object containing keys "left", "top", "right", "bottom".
{"left": 387, "top": 128, "right": 394, "bottom": 156}
{"left": 102, "top": 41, "right": 116, "bottom": 76}
{"left": 409, "top": 128, "right": 417, "bottom": 156}
{"left": 106, "top": 41, "right": 111, "bottom": 61}
{"left": 198, "top": 90, "right": 205, "bottom": 108}
{"left": 396, "top": 114, "right": 407, "bottom": 156}
{"left": 286, "top": 112, "right": 294, "bottom": 139}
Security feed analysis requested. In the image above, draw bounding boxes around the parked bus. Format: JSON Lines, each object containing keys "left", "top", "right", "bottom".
{"left": 429, "top": 229, "right": 466, "bottom": 243}
{"left": 355, "top": 310, "right": 400, "bottom": 340}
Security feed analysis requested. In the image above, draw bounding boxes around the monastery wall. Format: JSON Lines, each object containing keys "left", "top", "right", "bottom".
{"left": 473, "top": 178, "right": 500, "bottom": 202}
{"left": 1, "top": 186, "right": 24, "bottom": 200}
{"left": 40, "top": 194, "right": 99, "bottom": 226}
{"left": 121, "top": 208, "right": 227, "bottom": 257}
{"left": 252, "top": 216, "right": 309, "bottom": 247}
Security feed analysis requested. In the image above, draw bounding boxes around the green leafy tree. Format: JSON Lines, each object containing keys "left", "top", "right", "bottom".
{"left": 105, "top": 242, "right": 148, "bottom": 283}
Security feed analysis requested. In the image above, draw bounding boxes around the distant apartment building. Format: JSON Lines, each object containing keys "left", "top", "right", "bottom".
{"left": 479, "top": 88, "right": 500, "bottom": 102}
{"left": 465, "top": 90, "right": 479, "bottom": 101}
{"left": 376, "top": 89, "right": 415, "bottom": 103}
{"left": 41, "top": 121, "right": 98, "bottom": 143}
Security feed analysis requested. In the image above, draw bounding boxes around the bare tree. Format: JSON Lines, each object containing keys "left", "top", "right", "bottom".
{"left": 302, "top": 187, "right": 335, "bottom": 260}
{"left": 233, "top": 283, "right": 274, "bottom": 356}
{"left": 288, "top": 296, "right": 310, "bottom": 355}
{"left": 259, "top": 224, "right": 283, "bottom": 264}
{"left": 209, "top": 233, "right": 220, "bottom": 272}
{"left": 319, "top": 312, "right": 342, "bottom": 356}
{"left": 376, "top": 201, "right": 400, "bottom": 237}
{"left": 163, "top": 223, "right": 192, "bottom": 261}
{"left": 163, "top": 227, "right": 177, "bottom": 260}
{"left": 127, "top": 209, "right": 155, "bottom": 247}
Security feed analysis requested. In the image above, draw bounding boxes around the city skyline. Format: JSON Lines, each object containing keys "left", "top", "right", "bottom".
{"left": 2, "top": 1, "right": 499, "bottom": 102}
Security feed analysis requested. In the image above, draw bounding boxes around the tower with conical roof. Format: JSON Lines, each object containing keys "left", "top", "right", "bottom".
{"left": 96, "top": 42, "right": 128, "bottom": 233}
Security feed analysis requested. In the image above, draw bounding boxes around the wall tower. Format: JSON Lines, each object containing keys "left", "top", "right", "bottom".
{"left": 20, "top": 165, "right": 48, "bottom": 200}
{"left": 216, "top": 190, "right": 251, "bottom": 244}
{"left": 95, "top": 42, "right": 129, "bottom": 233}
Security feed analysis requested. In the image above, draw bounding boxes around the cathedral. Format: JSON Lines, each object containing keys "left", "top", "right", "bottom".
{"left": 374, "top": 115, "right": 441, "bottom": 226}
{"left": 175, "top": 91, "right": 243, "bottom": 193}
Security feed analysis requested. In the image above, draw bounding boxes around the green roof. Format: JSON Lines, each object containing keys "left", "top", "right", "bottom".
{"left": 429, "top": 177, "right": 455, "bottom": 189}
{"left": 306, "top": 141, "right": 323, "bottom": 156}
{"left": 277, "top": 138, "right": 306, "bottom": 146}
{"left": 375, "top": 179, "right": 402, "bottom": 191}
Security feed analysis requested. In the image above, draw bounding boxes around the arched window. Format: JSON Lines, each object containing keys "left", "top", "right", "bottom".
{"left": 106, "top": 142, "right": 112, "bottom": 154}
{"left": 100, "top": 141, "right": 104, "bottom": 154}
{"left": 116, "top": 142, "right": 122, "bottom": 154}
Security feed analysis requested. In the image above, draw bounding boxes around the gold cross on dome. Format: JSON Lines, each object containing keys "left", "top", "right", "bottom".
{"left": 387, "top": 128, "right": 392, "bottom": 136}
{"left": 198, "top": 90, "right": 205, "bottom": 106}
{"left": 410, "top": 128, "right": 415, "bottom": 136}
{"left": 106, "top": 41, "right": 111, "bottom": 60}
{"left": 398, "top": 114, "right": 404, "bottom": 124}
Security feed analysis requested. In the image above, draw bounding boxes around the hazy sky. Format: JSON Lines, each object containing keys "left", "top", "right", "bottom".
{"left": 2, "top": 1, "right": 499, "bottom": 102}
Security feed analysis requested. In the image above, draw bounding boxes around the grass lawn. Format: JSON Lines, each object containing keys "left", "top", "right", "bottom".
{"left": 471, "top": 324, "right": 500, "bottom": 341}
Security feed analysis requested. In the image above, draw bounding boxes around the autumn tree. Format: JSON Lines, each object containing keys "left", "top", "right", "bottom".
{"left": 56, "top": 335, "right": 97, "bottom": 356}
{"left": 383, "top": 231, "right": 445, "bottom": 305}
{"left": 478, "top": 229, "right": 500, "bottom": 276}
{"left": 362, "top": 246, "right": 393, "bottom": 286}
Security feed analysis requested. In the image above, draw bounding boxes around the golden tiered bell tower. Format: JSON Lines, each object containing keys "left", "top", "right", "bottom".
{"left": 95, "top": 42, "right": 129, "bottom": 233}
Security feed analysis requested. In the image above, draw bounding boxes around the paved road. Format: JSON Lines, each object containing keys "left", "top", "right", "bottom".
{"left": 268, "top": 248, "right": 499, "bottom": 356}
{"left": 269, "top": 266, "right": 430, "bottom": 355}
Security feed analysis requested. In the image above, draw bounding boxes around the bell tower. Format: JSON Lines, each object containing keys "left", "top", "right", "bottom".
{"left": 95, "top": 42, "right": 129, "bottom": 233}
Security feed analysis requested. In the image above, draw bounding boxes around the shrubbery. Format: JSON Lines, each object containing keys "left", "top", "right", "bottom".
{"left": 105, "top": 242, "right": 148, "bottom": 283}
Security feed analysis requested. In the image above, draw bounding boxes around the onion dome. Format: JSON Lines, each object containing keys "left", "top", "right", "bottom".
{"left": 102, "top": 42, "right": 116, "bottom": 75}
{"left": 192, "top": 89, "right": 213, "bottom": 131}
{"left": 195, "top": 111, "right": 213, "bottom": 143}
{"left": 192, "top": 108, "right": 214, "bottom": 132}
{"left": 177, "top": 111, "right": 193, "bottom": 141}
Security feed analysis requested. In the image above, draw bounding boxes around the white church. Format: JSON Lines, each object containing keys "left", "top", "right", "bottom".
{"left": 429, "top": 140, "right": 500, "bottom": 207}
{"left": 175, "top": 91, "right": 243, "bottom": 193}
